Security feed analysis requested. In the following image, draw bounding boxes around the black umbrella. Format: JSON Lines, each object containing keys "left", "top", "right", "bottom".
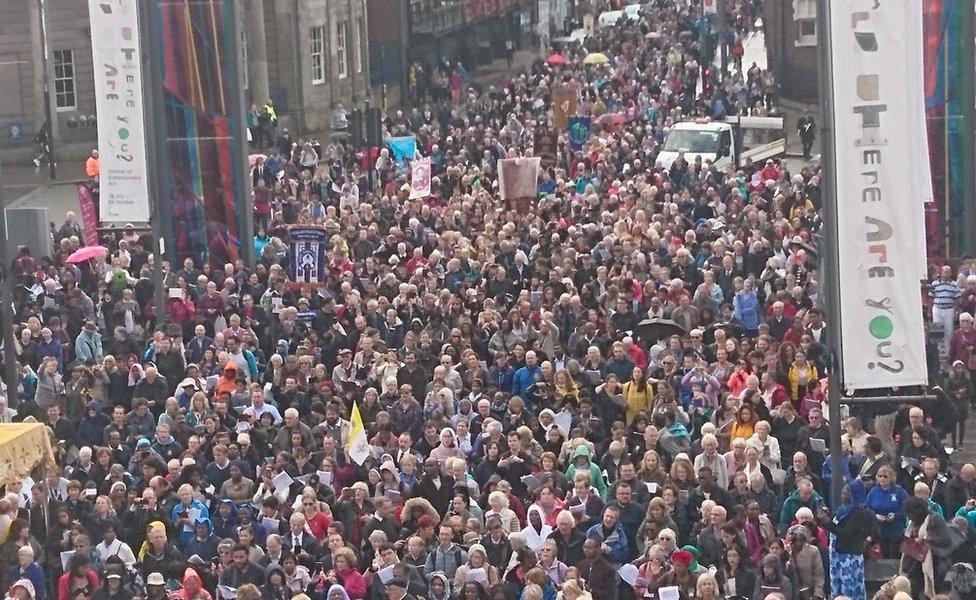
{"left": 702, "top": 321, "right": 744, "bottom": 345}
{"left": 634, "top": 318, "right": 686, "bottom": 345}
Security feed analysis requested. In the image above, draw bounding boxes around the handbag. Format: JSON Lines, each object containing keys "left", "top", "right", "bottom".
{"left": 900, "top": 535, "right": 928, "bottom": 562}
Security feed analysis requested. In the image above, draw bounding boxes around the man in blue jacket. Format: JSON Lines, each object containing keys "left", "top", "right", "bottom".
{"left": 585, "top": 505, "right": 629, "bottom": 567}
{"left": 511, "top": 350, "right": 541, "bottom": 406}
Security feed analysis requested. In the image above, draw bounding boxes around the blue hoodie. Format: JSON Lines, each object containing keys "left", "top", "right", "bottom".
{"left": 183, "top": 516, "right": 220, "bottom": 560}
{"left": 172, "top": 499, "right": 210, "bottom": 545}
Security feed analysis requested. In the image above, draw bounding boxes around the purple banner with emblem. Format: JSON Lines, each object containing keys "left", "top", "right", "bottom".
{"left": 288, "top": 227, "right": 328, "bottom": 286}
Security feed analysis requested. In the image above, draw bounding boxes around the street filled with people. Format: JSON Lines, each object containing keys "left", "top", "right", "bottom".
{"left": 1, "top": 1, "right": 974, "bottom": 600}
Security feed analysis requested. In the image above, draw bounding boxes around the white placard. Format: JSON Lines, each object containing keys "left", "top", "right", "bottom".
{"left": 88, "top": 0, "right": 150, "bottom": 222}
{"left": 827, "top": 0, "right": 929, "bottom": 390}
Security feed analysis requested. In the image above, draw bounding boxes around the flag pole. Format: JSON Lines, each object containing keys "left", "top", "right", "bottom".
{"left": 815, "top": 0, "right": 845, "bottom": 509}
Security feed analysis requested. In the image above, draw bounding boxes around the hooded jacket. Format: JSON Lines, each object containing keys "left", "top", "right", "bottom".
{"left": 564, "top": 445, "right": 608, "bottom": 501}
{"left": 183, "top": 517, "right": 220, "bottom": 560}
{"left": 426, "top": 572, "right": 452, "bottom": 600}
{"left": 215, "top": 363, "right": 240, "bottom": 397}
{"left": 261, "top": 564, "right": 294, "bottom": 600}
{"left": 78, "top": 400, "right": 110, "bottom": 446}
{"left": 177, "top": 567, "right": 213, "bottom": 600}
{"left": 754, "top": 554, "right": 793, "bottom": 600}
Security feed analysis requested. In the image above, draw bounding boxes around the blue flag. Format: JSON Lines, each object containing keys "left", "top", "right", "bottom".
{"left": 388, "top": 136, "right": 417, "bottom": 166}
{"left": 567, "top": 117, "right": 592, "bottom": 152}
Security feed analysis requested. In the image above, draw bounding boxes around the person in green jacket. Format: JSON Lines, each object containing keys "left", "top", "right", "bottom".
{"left": 565, "top": 445, "right": 608, "bottom": 501}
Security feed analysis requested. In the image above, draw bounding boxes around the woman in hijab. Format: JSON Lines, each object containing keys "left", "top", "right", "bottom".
{"left": 520, "top": 506, "right": 553, "bottom": 552}
{"left": 427, "top": 572, "right": 452, "bottom": 600}
{"left": 818, "top": 481, "right": 879, "bottom": 600}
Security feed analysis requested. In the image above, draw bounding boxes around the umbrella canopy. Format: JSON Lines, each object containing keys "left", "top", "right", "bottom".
{"left": 583, "top": 52, "right": 610, "bottom": 65}
{"left": 248, "top": 153, "right": 268, "bottom": 166}
{"left": 702, "top": 321, "right": 744, "bottom": 345}
{"left": 66, "top": 245, "right": 108, "bottom": 264}
{"left": 634, "top": 318, "right": 687, "bottom": 345}
{"left": 546, "top": 53, "right": 567, "bottom": 66}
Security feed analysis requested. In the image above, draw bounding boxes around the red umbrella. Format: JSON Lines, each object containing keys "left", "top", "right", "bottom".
{"left": 546, "top": 53, "right": 567, "bottom": 66}
{"left": 66, "top": 245, "right": 108, "bottom": 264}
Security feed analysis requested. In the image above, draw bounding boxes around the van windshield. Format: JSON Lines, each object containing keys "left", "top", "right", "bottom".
{"left": 662, "top": 129, "right": 721, "bottom": 153}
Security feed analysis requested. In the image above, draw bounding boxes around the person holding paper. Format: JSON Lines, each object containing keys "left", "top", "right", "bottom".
{"left": 171, "top": 484, "right": 210, "bottom": 546}
{"left": 452, "top": 543, "right": 500, "bottom": 590}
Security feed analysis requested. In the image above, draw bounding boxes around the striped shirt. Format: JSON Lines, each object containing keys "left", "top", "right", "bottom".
{"left": 929, "top": 278, "right": 962, "bottom": 308}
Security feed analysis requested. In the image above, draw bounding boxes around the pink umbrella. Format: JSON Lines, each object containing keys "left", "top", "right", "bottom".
{"left": 66, "top": 245, "right": 108, "bottom": 264}
{"left": 248, "top": 153, "right": 268, "bottom": 166}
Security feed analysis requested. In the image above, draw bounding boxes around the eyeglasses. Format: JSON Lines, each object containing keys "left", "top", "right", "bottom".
{"left": 303, "top": 502, "right": 315, "bottom": 506}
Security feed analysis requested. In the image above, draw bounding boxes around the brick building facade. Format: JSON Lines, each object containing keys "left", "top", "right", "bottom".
{"left": 762, "top": 0, "right": 818, "bottom": 103}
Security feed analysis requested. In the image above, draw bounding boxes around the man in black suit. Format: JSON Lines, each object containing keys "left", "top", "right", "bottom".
{"left": 251, "top": 156, "right": 275, "bottom": 188}
{"left": 283, "top": 511, "right": 320, "bottom": 568}
{"left": 27, "top": 482, "right": 57, "bottom": 544}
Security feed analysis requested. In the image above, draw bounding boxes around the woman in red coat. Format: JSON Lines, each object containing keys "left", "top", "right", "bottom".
{"left": 57, "top": 552, "right": 99, "bottom": 600}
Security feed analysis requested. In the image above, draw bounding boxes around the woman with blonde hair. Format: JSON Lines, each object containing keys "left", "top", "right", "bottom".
{"left": 695, "top": 572, "right": 720, "bottom": 600}
{"left": 637, "top": 450, "right": 668, "bottom": 488}
{"left": 483, "top": 491, "right": 519, "bottom": 533}
{"left": 556, "top": 579, "right": 592, "bottom": 600}
{"left": 554, "top": 369, "right": 579, "bottom": 401}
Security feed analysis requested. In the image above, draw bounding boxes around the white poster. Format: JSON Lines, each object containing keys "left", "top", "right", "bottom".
{"left": 828, "top": 0, "right": 929, "bottom": 389}
{"left": 89, "top": 0, "right": 150, "bottom": 222}
{"left": 409, "top": 157, "right": 431, "bottom": 199}
{"left": 702, "top": 0, "right": 717, "bottom": 15}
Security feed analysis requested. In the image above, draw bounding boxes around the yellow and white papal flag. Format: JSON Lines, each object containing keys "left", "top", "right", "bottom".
{"left": 347, "top": 400, "right": 370, "bottom": 466}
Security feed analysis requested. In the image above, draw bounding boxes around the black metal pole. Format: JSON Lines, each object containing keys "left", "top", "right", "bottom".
{"left": 815, "top": 0, "right": 845, "bottom": 509}
{"left": 0, "top": 155, "right": 23, "bottom": 407}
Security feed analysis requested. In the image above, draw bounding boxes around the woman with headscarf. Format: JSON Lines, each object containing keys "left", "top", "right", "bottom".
{"left": 520, "top": 506, "right": 553, "bottom": 552}
{"left": 430, "top": 427, "right": 465, "bottom": 464}
{"left": 818, "top": 481, "right": 879, "bottom": 600}
{"left": 6, "top": 579, "right": 36, "bottom": 600}
{"left": 426, "top": 572, "right": 452, "bottom": 600}
{"left": 453, "top": 544, "right": 500, "bottom": 591}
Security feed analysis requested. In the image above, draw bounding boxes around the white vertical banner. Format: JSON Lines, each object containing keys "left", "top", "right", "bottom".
{"left": 702, "top": 0, "right": 718, "bottom": 15}
{"left": 828, "top": 0, "right": 929, "bottom": 389}
{"left": 89, "top": 0, "right": 150, "bottom": 222}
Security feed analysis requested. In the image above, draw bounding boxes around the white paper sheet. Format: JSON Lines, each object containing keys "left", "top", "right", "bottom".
{"left": 618, "top": 564, "right": 638, "bottom": 586}
{"left": 273, "top": 471, "right": 294, "bottom": 494}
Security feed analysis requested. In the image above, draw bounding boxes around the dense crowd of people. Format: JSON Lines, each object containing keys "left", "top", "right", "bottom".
{"left": 1, "top": 1, "right": 974, "bottom": 600}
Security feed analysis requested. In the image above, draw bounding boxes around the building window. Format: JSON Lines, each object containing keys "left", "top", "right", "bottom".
{"left": 53, "top": 50, "right": 76, "bottom": 111}
{"left": 796, "top": 19, "right": 817, "bottom": 47}
{"left": 310, "top": 26, "right": 325, "bottom": 84}
{"left": 336, "top": 21, "right": 348, "bottom": 80}
{"left": 355, "top": 16, "right": 365, "bottom": 74}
